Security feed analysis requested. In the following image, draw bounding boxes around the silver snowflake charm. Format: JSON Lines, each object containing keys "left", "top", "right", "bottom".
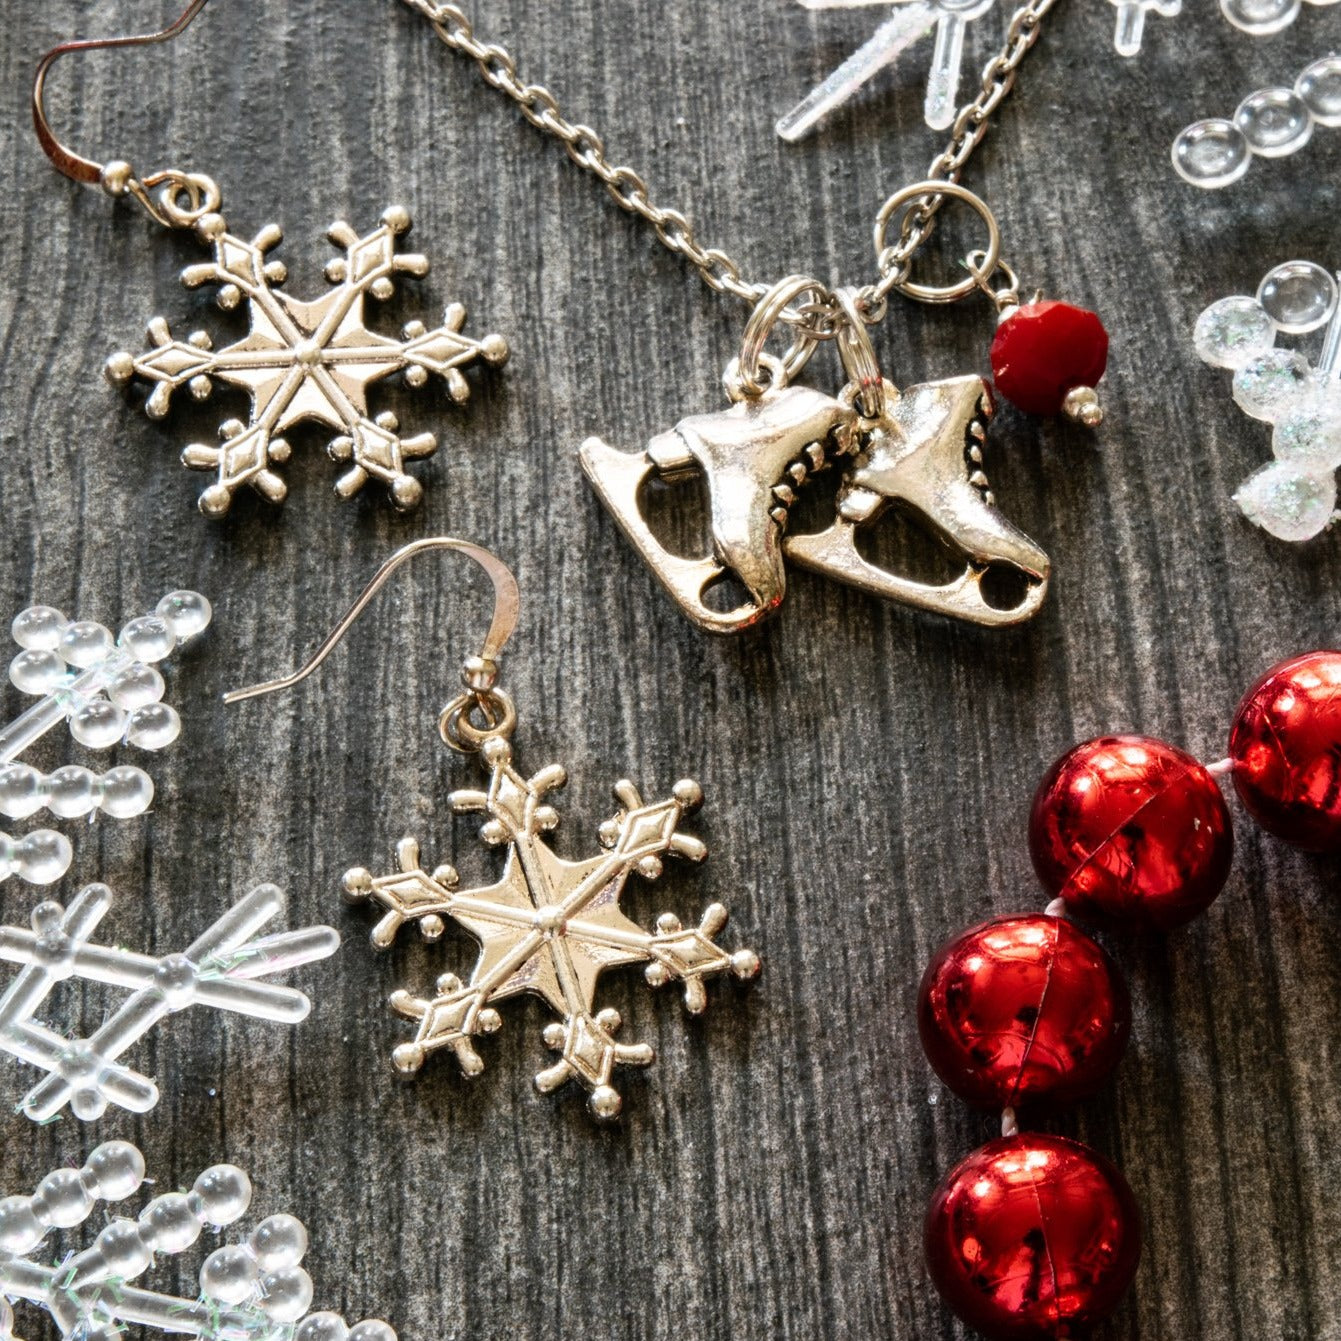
{"left": 0, "top": 882, "right": 337, "bottom": 1122}
{"left": 106, "top": 205, "right": 508, "bottom": 517}
{"left": 0, "top": 1141, "right": 397, "bottom": 1341}
{"left": 343, "top": 736, "right": 760, "bottom": 1120}
{"left": 0, "top": 592, "right": 210, "bottom": 889}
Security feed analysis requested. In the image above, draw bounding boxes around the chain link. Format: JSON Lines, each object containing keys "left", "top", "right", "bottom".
{"left": 402, "top": 0, "right": 1057, "bottom": 336}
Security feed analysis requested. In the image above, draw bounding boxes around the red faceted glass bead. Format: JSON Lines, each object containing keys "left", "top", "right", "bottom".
{"left": 918, "top": 914, "right": 1129, "bottom": 1108}
{"left": 990, "top": 300, "right": 1109, "bottom": 417}
{"left": 926, "top": 1134, "right": 1141, "bottom": 1341}
{"left": 1029, "top": 735, "right": 1234, "bottom": 931}
{"left": 1229, "top": 650, "right": 1341, "bottom": 852}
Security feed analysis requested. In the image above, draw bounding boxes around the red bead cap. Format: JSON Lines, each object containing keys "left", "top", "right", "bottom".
{"left": 926, "top": 1134, "right": 1142, "bottom": 1341}
{"left": 918, "top": 914, "right": 1130, "bottom": 1108}
{"left": 1229, "top": 650, "right": 1341, "bottom": 853}
{"left": 1029, "top": 735, "right": 1234, "bottom": 930}
{"left": 990, "top": 301, "right": 1109, "bottom": 421}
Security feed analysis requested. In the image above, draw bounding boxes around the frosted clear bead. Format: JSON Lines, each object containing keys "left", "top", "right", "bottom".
{"left": 200, "top": 1244, "right": 259, "bottom": 1304}
{"left": 0, "top": 764, "right": 46, "bottom": 818}
{"left": 348, "top": 1321, "right": 398, "bottom": 1341}
{"left": 1220, "top": 0, "right": 1301, "bottom": 30}
{"left": 98, "top": 766, "right": 155, "bottom": 819}
{"left": 1172, "top": 119, "right": 1250, "bottom": 187}
{"left": 1232, "top": 349, "right": 1315, "bottom": 421}
{"left": 1257, "top": 261, "right": 1337, "bottom": 334}
{"left": 60, "top": 621, "right": 114, "bottom": 669}
{"left": 34, "top": 1167, "right": 96, "bottom": 1227}
{"left": 141, "top": 1192, "right": 202, "bottom": 1253}
{"left": 118, "top": 614, "right": 176, "bottom": 663}
{"left": 1297, "top": 55, "right": 1341, "bottom": 128}
{"left": 1234, "top": 88, "right": 1313, "bottom": 157}
{"left": 156, "top": 590, "right": 213, "bottom": 639}
{"left": 108, "top": 662, "right": 166, "bottom": 709}
{"left": 192, "top": 1165, "right": 252, "bottom": 1226}
{"left": 1235, "top": 461, "right": 1336, "bottom": 540}
{"left": 251, "top": 1214, "right": 308, "bottom": 1270}
{"left": 0, "top": 1195, "right": 44, "bottom": 1253}
{"left": 70, "top": 699, "right": 129, "bottom": 749}
{"left": 12, "top": 606, "right": 67, "bottom": 652}
{"left": 295, "top": 1313, "right": 350, "bottom": 1341}
{"left": 259, "top": 1267, "right": 315, "bottom": 1321}
{"left": 96, "top": 1219, "right": 153, "bottom": 1277}
{"left": 87, "top": 1141, "right": 146, "bottom": 1199}
{"left": 10, "top": 648, "right": 67, "bottom": 694}
{"left": 125, "top": 703, "right": 181, "bottom": 750}
{"left": 46, "top": 766, "right": 100, "bottom": 819}
{"left": 1193, "top": 296, "right": 1275, "bottom": 368}
{"left": 16, "top": 831, "right": 72, "bottom": 884}
{"left": 1272, "top": 393, "right": 1341, "bottom": 471}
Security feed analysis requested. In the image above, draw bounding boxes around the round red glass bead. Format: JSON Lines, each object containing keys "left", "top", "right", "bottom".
{"left": 990, "top": 300, "right": 1109, "bottom": 416}
{"left": 926, "top": 1134, "right": 1141, "bottom": 1341}
{"left": 1229, "top": 650, "right": 1341, "bottom": 852}
{"left": 918, "top": 914, "right": 1129, "bottom": 1108}
{"left": 1029, "top": 735, "right": 1234, "bottom": 931}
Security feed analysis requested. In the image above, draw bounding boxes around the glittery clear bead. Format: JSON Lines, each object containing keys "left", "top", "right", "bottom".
{"left": 70, "top": 699, "right": 129, "bottom": 750}
{"left": 1172, "top": 119, "right": 1250, "bottom": 188}
{"left": 1234, "top": 87, "right": 1313, "bottom": 157}
{"left": 1234, "top": 461, "right": 1336, "bottom": 540}
{"left": 1194, "top": 296, "right": 1276, "bottom": 368}
{"left": 1272, "top": 389, "right": 1341, "bottom": 471}
{"left": 156, "top": 590, "right": 213, "bottom": 640}
{"left": 1297, "top": 54, "right": 1341, "bottom": 128}
{"left": 1220, "top": 0, "right": 1301, "bottom": 31}
{"left": 9, "top": 649, "right": 67, "bottom": 694}
{"left": 12, "top": 606, "right": 67, "bottom": 652}
{"left": 1232, "top": 349, "right": 1315, "bottom": 421}
{"left": 1257, "top": 261, "right": 1338, "bottom": 334}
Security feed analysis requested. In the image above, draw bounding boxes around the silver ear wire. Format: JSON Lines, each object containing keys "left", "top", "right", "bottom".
{"left": 223, "top": 538, "right": 521, "bottom": 723}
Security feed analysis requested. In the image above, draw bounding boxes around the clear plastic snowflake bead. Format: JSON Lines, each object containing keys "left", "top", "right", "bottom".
{"left": 1172, "top": 119, "right": 1251, "bottom": 187}
{"left": 124, "top": 702, "right": 182, "bottom": 749}
{"left": 97, "top": 766, "right": 156, "bottom": 818}
{"left": 9, "top": 649, "right": 67, "bottom": 695}
{"left": 0, "top": 831, "right": 71, "bottom": 884}
{"left": 1232, "top": 349, "right": 1316, "bottom": 421}
{"left": 1297, "top": 55, "right": 1341, "bottom": 126}
{"left": 70, "top": 698, "right": 130, "bottom": 749}
{"left": 1234, "top": 461, "right": 1336, "bottom": 540}
{"left": 118, "top": 614, "right": 177, "bottom": 663}
{"left": 1235, "top": 87, "right": 1313, "bottom": 156}
{"left": 1220, "top": 0, "right": 1300, "bottom": 33}
{"left": 11, "top": 606, "right": 66, "bottom": 651}
{"left": 60, "top": 621, "right": 115, "bottom": 668}
{"left": 1194, "top": 296, "right": 1277, "bottom": 368}
{"left": 156, "top": 590, "right": 213, "bottom": 638}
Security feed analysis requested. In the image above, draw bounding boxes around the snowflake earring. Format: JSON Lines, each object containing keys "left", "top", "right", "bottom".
{"left": 1194, "top": 259, "right": 1341, "bottom": 540}
{"left": 1, "top": 591, "right": 211, "bottom": 889}
{"left": 226, "top": 538, "right": 761, "bottom": 1121}
{"left": 0, "top": 1141, "right": 397, "bottom": 1341}
{"left": 33, "top": 3, "right": 508, "bottom": 518}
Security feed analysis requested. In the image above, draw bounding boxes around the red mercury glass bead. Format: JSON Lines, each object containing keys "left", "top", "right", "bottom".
{"left": 926, "top": 1134, "right": 1141, "bottom": 1341}
{"left": 1229, "top": 650, "right": 1341, "bottom": 852}
{"left": 1029, "top": 735, "right": 1234, "bottom": 931}
{"left": 989, "top": 300, "right": 1109, "bottom": 421}
{"left": 918, "top": 914, "right": 1130, "bottom": 1108}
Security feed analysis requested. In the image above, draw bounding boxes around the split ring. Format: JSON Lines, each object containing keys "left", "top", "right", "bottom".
{"left": 832, "top": 288, "right": 886, "bottom": 421}
{"left": 873, "top": 180, "right": 1002, "bottom": 305}
{"left": 735, "top": 273, "right": 829, "bottom": 397}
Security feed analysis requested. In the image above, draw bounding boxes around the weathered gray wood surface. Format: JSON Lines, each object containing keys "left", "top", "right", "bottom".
{"left": 1, "top": 2, "right": 1339, "bottom": 1338}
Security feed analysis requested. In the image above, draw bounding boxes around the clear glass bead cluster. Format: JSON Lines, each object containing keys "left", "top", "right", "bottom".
{"left": 0, "top": 1142, "right": 396, "bottom": 1341}
{"left": 0, "top": 591, "right": 210, "bottom": 887}
{"left": 1173, "top": 55, "right": 1341, "bottom": 188}
{"left": 1194, "top": 260, "right": 1341, "bottom": 540}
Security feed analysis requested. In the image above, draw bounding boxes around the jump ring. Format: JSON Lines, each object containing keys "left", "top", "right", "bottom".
{"left": 872, "top": 180, "right": 1002, "bottom": 305}
{"left": 736, "top": 273, "right": 830, "bottom": 397}
{"left": 439, "top": 687, "right": 517, "bottom": 753}
{"left": 833, "top": 288, "right": 886, "bottom": 421}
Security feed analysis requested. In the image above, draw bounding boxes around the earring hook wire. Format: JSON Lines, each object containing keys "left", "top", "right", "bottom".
{"left": 222, "top": 538, "right": 522, "bottom": 706}
{"left": 33, "top": 0, "right": 213, "bottom": 185}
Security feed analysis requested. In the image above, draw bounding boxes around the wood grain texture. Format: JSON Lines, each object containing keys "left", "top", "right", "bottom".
{"left": 1, "top": 2, "right": 1339, "bottom": 1338}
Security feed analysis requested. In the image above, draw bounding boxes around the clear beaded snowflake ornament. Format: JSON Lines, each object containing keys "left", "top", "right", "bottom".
{"left": 1194, "top": 259, "right": 1341, "bottom": 540}
{"left": 0, "top": 1141, "right": 397, "bottom": 1341}
{"left": 777, "top": 0, "right": 1000, "bottom": 139}
{"left": 1173, "top": 55, "right": 1341, "bottom": 188}
{"left": 0, "top": 883, "right": 337, "bottom": 1122}
{"left": 0, "top": 592, "right": 210, "bottom": 888}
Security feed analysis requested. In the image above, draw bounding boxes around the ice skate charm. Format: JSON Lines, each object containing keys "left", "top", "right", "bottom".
{"left": 0, "top": 883, "right": 337, "bottom": 1121}
{"left": 107, "top": 204, "right": 508, "bottom": 517}
{"left": 226, "top": 538, "right": 761, "bottom": 1121}
{"left": 581, "top": 281, "right": 1049, "bottom": 634}
{"left": 0, "top": 592, "right": 210, "bottom": 889}
{"left": 1194, "top": 259, "right": 1341, "bottom": 541}
{"left": 0, "top": 1141, "right": 397, "bottom": 1341}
